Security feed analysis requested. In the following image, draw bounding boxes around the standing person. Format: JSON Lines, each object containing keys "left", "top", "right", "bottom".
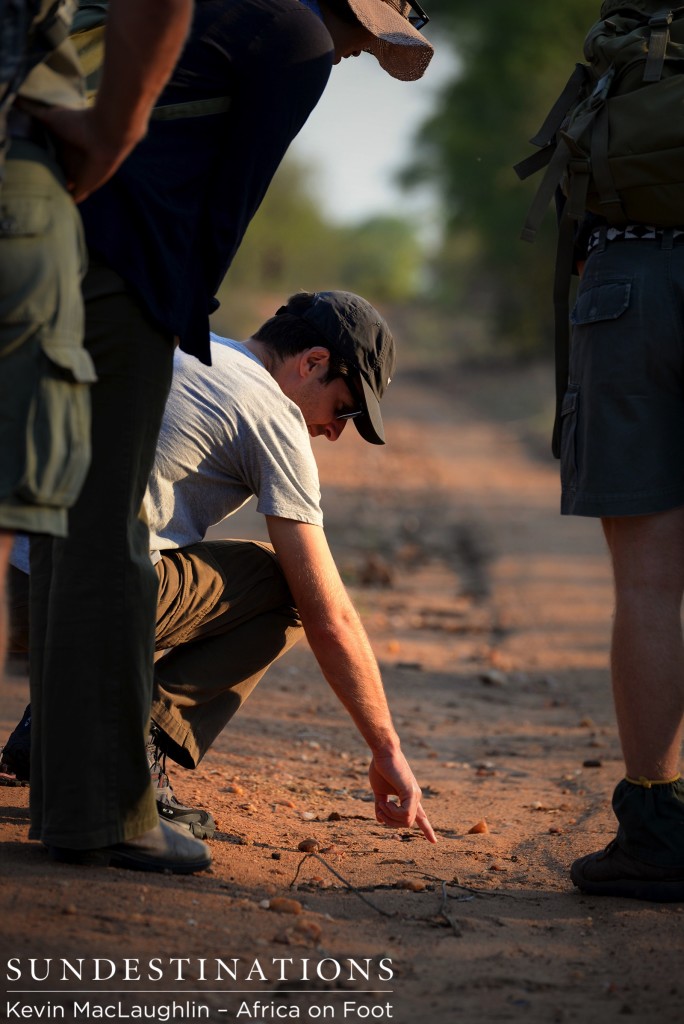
{"left": 0, "top": 0, "right": 195, "bottom": 665}
{"left": 561, "top": 220, "right": 684, "bottom": 902}
{"left": 26, "top": 0, "right": 434, "bottom": 869}
{"left": 5, "top": 291, "right": 437, "bottom": 844}
{"left": 514, "top": 0, "right": 684, "bottom": 903}
{"left": 0, "top": 0, "right": 213, "bottom": 872}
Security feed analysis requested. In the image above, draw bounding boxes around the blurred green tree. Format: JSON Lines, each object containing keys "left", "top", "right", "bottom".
{"left": 401, "top": 0, "right": 599, "bottom": 355}
{"left": 216, "top": 156, "right": 425, "bottom": 337}
{"left": 337, "top": 215, "right": 424, "bottom": 301}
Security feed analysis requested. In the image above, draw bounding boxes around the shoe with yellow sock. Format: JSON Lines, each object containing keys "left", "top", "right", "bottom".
{"left": 571, "top": 775, "right": 684, "bottom": 902}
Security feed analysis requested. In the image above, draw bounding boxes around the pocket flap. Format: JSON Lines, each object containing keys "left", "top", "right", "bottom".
{"left": 42, "top": 340, "right": 97, "bottom": 384}
{"left": 561, "top": 387, "right": 578, "bottom": 417}
{"left": 0, "top": 196, "right": 51, "bottom": 237}
{"left": 571, "top": 280, "right": 631, "bottom": 325}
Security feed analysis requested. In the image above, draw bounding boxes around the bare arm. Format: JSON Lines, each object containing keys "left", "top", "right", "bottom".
{"left": 266, "top": 516, "right": 437, "bottom": 843}
{"left": 37, "top": 0, "right": 194, "bottom": 201}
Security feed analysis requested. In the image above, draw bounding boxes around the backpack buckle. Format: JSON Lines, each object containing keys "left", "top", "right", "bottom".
{"left": 648, "top": 11, "right": 673, "bottom": 29}
{"left": 644, "top": 10, "right": 673, "bottom": 82}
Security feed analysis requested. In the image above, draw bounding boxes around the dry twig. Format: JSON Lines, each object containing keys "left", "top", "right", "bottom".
{"left": 290, "top": 852, "right": 395, "bottom": 918}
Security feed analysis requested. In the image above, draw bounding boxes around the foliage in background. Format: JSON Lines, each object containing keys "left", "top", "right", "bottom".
{"left": 215, "top": 158, "right": 425, "bottom": 337}
{"left": 401, "top": 0, "right": 599, "bottom": 355}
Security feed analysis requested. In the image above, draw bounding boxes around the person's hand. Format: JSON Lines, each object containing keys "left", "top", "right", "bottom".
{"left": 33, "top": 104, "right": 143, "bottom": 203}
{"left": 369, "top": 750, "right": 437, "bottom": 843}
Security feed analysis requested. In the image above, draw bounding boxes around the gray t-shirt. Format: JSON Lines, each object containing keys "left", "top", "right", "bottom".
{"left": 146, "top": 335, "right": 323, "bottom": 556}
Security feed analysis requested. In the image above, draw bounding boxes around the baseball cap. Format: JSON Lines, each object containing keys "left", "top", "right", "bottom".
{"left": 346, "top": 0, "right": 434, "bottom": 81}
{"left": 277, "top": 290, "right": 396, "bottom": 445}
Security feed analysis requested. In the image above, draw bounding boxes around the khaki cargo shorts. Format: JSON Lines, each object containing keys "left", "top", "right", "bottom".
{"left": 0, "top": 139, "right": 95, "bottom": 536}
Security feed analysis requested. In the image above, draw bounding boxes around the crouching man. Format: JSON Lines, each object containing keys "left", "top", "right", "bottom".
{"left": 3, "top": 291, "right": 436, "bottom": 846}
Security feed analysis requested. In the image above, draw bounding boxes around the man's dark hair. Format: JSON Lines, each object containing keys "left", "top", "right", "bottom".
{"left": 254, "top": 292, "right": 354, "bottom": 384}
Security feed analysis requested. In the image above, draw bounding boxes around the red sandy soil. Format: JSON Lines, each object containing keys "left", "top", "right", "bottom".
{"left": 1, "top": 360, "right": 683, "bottom": 1024}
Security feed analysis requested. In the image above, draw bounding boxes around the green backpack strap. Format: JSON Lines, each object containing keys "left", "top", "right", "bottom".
{"left": 589, "top": 104, "right": 628, "bottom": 225}
{"left": 550, "top": 171, "right": 592, "bottom": 459}
{"left": 643, "top": 9, "right": 673, "bottom": 81}
{"left": 513, "top": 64, "right": 589, "bottom": 242}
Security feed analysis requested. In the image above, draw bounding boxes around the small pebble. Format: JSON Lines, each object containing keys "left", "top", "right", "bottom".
{"left": 398, "top": 879, "right": 425, "bottom": 891}
{"left": 298, "top": 838, "right": 320, "bottom": 853}
{"left": 468, "top": 819, "right": 489, "bottom": 834}
{"left": 269, "top": 897, "right": 303, "bottom": 915}
{"left": 294, "top": 919, "right": 322, "bottom": 942}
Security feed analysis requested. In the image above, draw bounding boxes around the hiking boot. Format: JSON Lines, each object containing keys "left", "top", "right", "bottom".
{"left": 0, "top": 704, "right": 31, "bottom": 786}
{"left": 48, "top": 820, "right": 211, "bottom": 874}
{"left": 147, "top": 726, "right": 216, "bottom": 840}
{"left": 571, "top": 838, "right": 684, "bottom": 902}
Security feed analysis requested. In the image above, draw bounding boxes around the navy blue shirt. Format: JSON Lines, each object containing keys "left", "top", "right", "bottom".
{"left": 80, "top": 0, "right": 333, "bottom": 364}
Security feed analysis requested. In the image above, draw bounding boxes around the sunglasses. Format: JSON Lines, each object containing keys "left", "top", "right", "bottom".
{"left": 336, "top": 375, "right": 366, "bottom": 421}
{"left": 406, "top": 0, "right": 429, "bottom": 31}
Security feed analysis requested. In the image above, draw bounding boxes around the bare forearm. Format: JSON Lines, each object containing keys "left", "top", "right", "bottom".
{"left": 267, "top": 518, "right": 435, "bottom": 841}
{"left": 304, "top": 605, "right": 401, "bottom": 755}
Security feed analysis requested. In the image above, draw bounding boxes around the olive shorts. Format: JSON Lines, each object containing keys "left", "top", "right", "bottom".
{"left": 0, "top": 140, "right": 95, "bottom": 536}
{"left": 561, "top": 235, "right": 684, "bottom": 517}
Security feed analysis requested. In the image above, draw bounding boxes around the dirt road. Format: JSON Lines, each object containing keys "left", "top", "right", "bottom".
{"left": 1, "top": 362, "right": 682, "bottom": 1024}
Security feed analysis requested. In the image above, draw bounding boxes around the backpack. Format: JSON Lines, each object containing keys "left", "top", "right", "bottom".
{"left": 514, "top": 1, "right": 684, "bottom": 457}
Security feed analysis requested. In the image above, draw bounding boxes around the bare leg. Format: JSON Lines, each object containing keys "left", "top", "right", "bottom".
{"left": 570, "top": 510, "right": 684, "bottom": 898}
{"left": 602, "top": 508, "right": 684, "bottom": 781}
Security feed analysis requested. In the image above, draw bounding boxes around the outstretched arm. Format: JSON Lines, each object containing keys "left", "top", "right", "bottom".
{"left": 266, "top": 516, "right": 437, "bottom": 843}
{"left": 36, "top": 0, "right": 194, "bottom": 201}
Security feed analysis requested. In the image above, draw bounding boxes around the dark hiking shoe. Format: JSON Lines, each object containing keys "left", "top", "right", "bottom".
{"left": 48, "top": 820, "right": 211, "bottom": 874}
{"left": 0, "top": 704, "right": 31, "bottom": 786}
{"left": 0, "top": 709, "right": 217, "bottom": 839}
{"left": 571, "top": 838, "right": 684, "bottom": 902}
{"left": 147, "top": 727, "right": 216, "bottom": 840}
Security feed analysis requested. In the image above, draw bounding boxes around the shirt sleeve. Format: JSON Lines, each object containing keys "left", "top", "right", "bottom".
{"left": 234, "top": 404, "right": 324, "bottom": 528}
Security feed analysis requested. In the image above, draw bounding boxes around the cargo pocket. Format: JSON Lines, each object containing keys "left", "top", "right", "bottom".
{"left": 17, "top": 338, "right": 97, "bottom": 509}
{"left": 570, "top": 277, "right": 643, "bottom": 392}
{"left": 559, "top": 386, "right": 580, "bottom": 496}
{"left": 570, "top": 280, "right": 631, "bottom": 326}
{"left": 0, "top": 195, "right": 54, "bottom": 343}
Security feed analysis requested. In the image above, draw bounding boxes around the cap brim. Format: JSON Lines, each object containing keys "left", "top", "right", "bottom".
{"left": 354, "top": 373, "right": 386, "bottom": 445}
{"left": 366, "top": 34, "right": 433, "bottom": 82}
{"left": 347, "top": 0, "right": 434, "bottom": 81}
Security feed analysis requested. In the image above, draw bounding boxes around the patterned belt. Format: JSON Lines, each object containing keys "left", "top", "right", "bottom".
{"left": 587, "top": 224, "right": 684, "bottom": 254}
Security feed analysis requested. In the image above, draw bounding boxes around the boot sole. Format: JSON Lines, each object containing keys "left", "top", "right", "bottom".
{"left": 571, "top": 865, "right": 684, "bottom": 902}
{"left": 48, "top": 845, "right": 211, "bottom": 874}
